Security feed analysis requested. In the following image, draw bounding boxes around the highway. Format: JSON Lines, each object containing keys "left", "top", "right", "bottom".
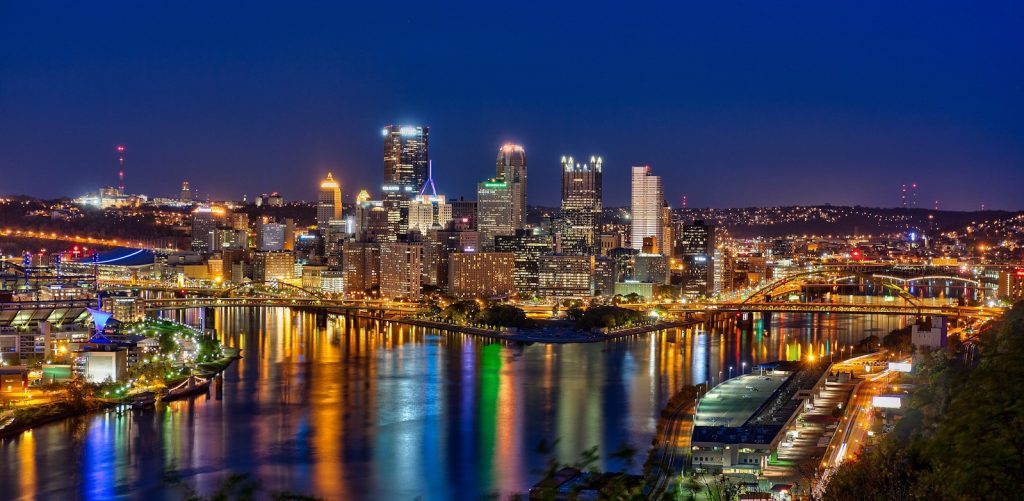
{"left": 814, "top": 360, "right": 896, "bottom": 498}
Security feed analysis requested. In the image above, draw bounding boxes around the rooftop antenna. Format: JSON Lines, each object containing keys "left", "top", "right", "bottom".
{"left": 420, "top": 160, "right": 438, "bottom": 197}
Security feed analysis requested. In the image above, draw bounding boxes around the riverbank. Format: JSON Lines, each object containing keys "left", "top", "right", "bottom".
{"left": 0, "top": 400, "right": 113, "bottom": 439}
{"left": 390, "top": 316, "right": 697, "bottom": 343}
{"left": 1, "top": 350, "right": 241, "bottom": 440}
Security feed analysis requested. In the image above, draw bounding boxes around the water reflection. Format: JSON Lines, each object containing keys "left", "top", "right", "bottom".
{"left": 1, "top": 308, "right": 907, "bottom": 500}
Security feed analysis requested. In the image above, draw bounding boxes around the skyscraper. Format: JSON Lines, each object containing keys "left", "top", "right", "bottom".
{"left": 678, "top": 220, "right": 716, "bottom": 297}
{"left": 380, "top": 241, "right": 423, "bottom": 299}
{"left": 631, "top": 165, "right": 663, "bottom": 252}
{"left": 408, "top": 193, "right": 452, "bottom": 234}
{"left": 383, "top": 125, "right": 430, "bottom": 191}
{"left": 382, "top": 125, "right": 429, "bottom": 238}
{"left": 317, "top": 172, "right": 342, "bottom": 228}
{"left": 477, "top": 178, "right": 515, "bottom": 250}
{"left": 559, "top": 155, "right": 603, "bottom": 255}
{"left": 496, "top": 144, "right": 527, "bottom": 230}
{"left": 180, "top": 181, "right": 192, "bottom": 203}
{"left": 191, "top": 206, "right": 220, "bottom": 253}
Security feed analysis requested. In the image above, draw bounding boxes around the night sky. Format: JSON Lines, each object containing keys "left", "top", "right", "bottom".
{"left": 2, "top": 1, "right": 1022, "bottom": 209}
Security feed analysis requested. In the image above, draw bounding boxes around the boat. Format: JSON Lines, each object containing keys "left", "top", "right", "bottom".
{"left": 162, "top": 376, "right": 210, "bottom": 402}
{"left": 131, "top": 391, "right": 157, "bottom": 410}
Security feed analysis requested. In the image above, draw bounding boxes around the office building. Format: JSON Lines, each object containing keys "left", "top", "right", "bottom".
{"left": 448, "top": 253, "right": 515, "bottom": 298}
{"left": 230, "top": 212, "right": 249, "bottom": 231}
{"left": 560, "top": 155, "right": 603, "bottom": 255}
{"left": 342, "top": 242, "right": 381, "bottom": 297}
{"left": 495, "top": 231, "right": 553, "bottom": 297}
{"left": 634, "top": 253, "right": 670, "bottom": 284}
{"left": 609, "top": 247, "right": 640, "bottom": 282}
{"left": 320, "top": 270, "right": 345, "bottom": 295}
{"left": 678, "top": 220, "right": 716, "bottom": 297}
{"left": 451, "top": 198, "right": 478, "bottom": 229}
{"left": 631, "top": 165, "right": 663, "bottom": 252}
{"left": 496, "top": 144, "right": 527, "bottom": 230}
{"left": 318, "top": 173, "right": 343, "bottom": 228}
{"left": 383, "top": 125, "right": 429, "bottom": 193}
{"left": 591, "top": 256, "right": 616, "bottom": 297}
{"left": 600, "top": 234, "right": 622, "bottom": 256}
{"left": 408, "top": 193, "right": 452, "bottom": 234}
{"left": 380, "top": 242, "right": 423, "bottom": 299}
{"left": 382, "top": 125, "right": 429, "bottom": 238}
{"left": 614, "top": 281, "right": 655, "bottom": 300}
{"left": 190, "top": 206, "right": 222, "bottom": 253}
{"left": 998, "top": 269, "right": 1024, "bottom": 301}
{"left": 179, "top": 181, "right": 192, "bottom": 203}
{"left": 252, "top": 251, "right": 294, "bottom": 282}
{"left": 538, "top": 255, "right": 592, "bottom": 298}
{"left": 477, "top": 178, "right": 514, "bottom": 250}
{"left": 256, "top": 220, "right": 285, "bottom": 251}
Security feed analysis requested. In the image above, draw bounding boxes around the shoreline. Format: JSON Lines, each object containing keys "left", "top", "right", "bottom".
{"left": 379, "top": 316, "right": 698, "bottom": 343}
{"left": 1, "top": 354, "right": 240, "bottom": 440}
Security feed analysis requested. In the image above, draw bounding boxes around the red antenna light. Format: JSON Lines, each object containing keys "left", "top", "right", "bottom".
{"left": 116, "top": 144, "right": 126, "bottom": 193}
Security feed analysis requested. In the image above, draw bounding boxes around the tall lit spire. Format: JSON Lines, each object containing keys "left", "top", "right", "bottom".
{"left": 420, "top": 160, "right": 438, "bottom": 197}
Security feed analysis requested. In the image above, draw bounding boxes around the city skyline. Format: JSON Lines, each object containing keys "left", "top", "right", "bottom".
{"left": 2, "top": 2, "right": 1022, "bottom": 210}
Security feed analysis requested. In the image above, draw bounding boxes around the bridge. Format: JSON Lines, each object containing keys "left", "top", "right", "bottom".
{"left": 141, "top": 296, "right": 425, "bottom": 314}
{"left": 669, "top": 301, "right": 1002, "bottom": 318}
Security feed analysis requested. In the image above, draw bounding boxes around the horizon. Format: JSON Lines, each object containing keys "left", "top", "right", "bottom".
{"left": 2, "top": 1, "right": 1022, "bottom": 210}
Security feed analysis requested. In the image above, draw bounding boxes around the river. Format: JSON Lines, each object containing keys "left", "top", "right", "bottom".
{"left": 0, "top": 308, "right": 908, "bottom": 500}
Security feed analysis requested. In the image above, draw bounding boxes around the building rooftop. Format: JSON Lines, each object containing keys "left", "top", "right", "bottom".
{"left": 694, "top": 371, "right": 790, "bottom": 428}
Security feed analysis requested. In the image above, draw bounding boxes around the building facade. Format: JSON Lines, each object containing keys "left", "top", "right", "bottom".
{"left": 496, "top": 144, "right": 527, "bottom": 230}
{"left": 380, "top": 242, "right": 423, "bottom": 299}
{"left": 560, "top": 155, "right": 603, "bottom": 255}
{"left": 317, "top": 172, "right": 342, "bottom": 228}
{"left": 477, "top": 179, "right": 515, "bottom": 251}
{"left": 630, "top": 165, "right": 663, "bottom": 252}
{"left": 447, "top": 252, "right": 515, "bottom": 298}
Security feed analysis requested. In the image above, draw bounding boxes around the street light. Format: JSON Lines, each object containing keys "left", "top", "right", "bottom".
{"left": 729, "top": 366, "right": 733, "bottom": 379}
{"left": 742, "top": 362, "right": 747, "bottom": 374}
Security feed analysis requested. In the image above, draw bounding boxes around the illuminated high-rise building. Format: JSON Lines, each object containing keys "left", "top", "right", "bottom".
{"left": 678, "top": 220, "right": 715, "bottom": 297}
{"left": 380, "top": 241, "right": 423, "bottom": 299}
{"left": 383, "top": 125, "right": 429, "bottom": 191}
{"left": 382, "top": 125, "right": 429, "bottom": 237}
{"left": 317, "top": 172, "right": 342, "bottom": 228}
{"left": 191, "top": 206, "right": 223, "bottom": 253}
{"left": 408, "top": 193, "right": 452, "bottom": 234}
{"left": 477, "top": 178, "right": 514, "bottom": 250}
{"left": 495, "top": 144, "right": 527, "bottom": 230}
{"left": 180, "top": 181, "right": 192, "bottom": 203}
{"left": 559, "top": 155, "right": 603, "bottom": 254}
{"left": 630, "top": 165, "right": 663, "bottom": 252}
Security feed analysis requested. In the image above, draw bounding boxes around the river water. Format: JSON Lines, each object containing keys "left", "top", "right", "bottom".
{"left": 0, "top": 308, "right": 907, "bottom": 500}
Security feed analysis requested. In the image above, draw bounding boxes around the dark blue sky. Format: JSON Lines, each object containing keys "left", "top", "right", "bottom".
{"left": 2, "top": 1, "right": 1022, "bottom": 209}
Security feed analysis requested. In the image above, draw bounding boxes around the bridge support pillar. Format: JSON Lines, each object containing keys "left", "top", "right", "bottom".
{"left": 203, "top": 307, "right": 216, "bottom": 330}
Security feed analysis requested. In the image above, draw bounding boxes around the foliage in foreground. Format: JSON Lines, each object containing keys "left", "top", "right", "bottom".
{"left": 823, "top": 301, "right": 1024, "bottom": 500}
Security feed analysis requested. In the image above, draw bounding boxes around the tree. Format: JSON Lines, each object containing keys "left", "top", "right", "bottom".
{"left": 62, "top": 376, "right": 93, "bottom": 411}
{"left": 439, "top": 300, "right": 480, "bottom": 324}
{"left": 474, "top": 304, "right": 528, "bottom": 328}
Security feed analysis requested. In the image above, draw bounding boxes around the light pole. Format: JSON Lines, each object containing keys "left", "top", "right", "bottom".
{"left": 729, "top": 366, "right": 733, "bottom": 379}
{"left": 742, "top": 361, "right": 747, "bottom": 375}
{"left": 719, "top": 370, "right": 723, "bottom": 386}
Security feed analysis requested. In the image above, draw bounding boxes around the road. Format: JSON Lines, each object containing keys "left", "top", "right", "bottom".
{"left": 814, "top": 363, "right": 895, "bottom": 498}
